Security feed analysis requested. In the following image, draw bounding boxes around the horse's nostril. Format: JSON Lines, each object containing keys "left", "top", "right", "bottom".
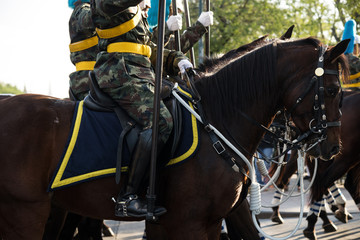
{"left": 331, "top": 146, "right": 340, "bottom": 156}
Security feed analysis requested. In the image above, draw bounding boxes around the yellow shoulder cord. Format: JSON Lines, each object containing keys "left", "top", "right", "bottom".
{"left": 96, "top": 6, "right": 141, "bottom": 39}
{"left": 69, "top": 36, "right": 98, "bottom": 53}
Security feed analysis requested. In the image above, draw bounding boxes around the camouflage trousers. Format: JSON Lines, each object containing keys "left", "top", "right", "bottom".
{"left": 69, "top": 71, "right": 90, "bottom": 101}
{"left": 94, "top": 52, "right": 173, "bottom": 144}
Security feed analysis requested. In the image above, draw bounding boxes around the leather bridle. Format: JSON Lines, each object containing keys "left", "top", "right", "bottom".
{"left": 286, "top": 45, "right": 341, "bottom": 150}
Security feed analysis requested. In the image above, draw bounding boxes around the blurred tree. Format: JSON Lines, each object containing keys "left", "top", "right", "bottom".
{"left": 186, "top": 0, "right": 356, "bottom": 57}
{"left": 0, "top": 82, "right": 23, "bottom": 94}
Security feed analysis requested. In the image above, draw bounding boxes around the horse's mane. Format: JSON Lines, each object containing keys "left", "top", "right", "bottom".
{"left": 194, "top": 37, "right": 349, "bottom": 122}
{"left": 195, "top": 40, "right": 278, "bottom": 122}
{"left": 196, "top": 35, "right": 269, "bottom": 77}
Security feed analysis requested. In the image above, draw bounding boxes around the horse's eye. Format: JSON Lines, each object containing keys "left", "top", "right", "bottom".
{"left": 325, "top": 87, "right": 339, "bottom": 97}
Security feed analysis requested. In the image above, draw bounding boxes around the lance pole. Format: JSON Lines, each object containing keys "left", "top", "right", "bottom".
{"left": 183, "top": 0, "right": 196, "bottom": 66}
{"left": 172, "top": 0, "right": 181, "bottom": 51}
{"left": 204, "top": 0, "right": 210, "bottom": 57}
{"left": 147, "top": 0, "right": 166, "bottom": 222}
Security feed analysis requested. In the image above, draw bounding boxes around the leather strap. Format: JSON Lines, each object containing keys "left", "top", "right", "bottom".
{"left": 115, "top": 122, "right": 134, "bottom": 184}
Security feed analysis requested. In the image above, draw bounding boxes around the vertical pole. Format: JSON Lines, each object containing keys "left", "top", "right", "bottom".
{"left": 198, "top": 0, "right": 203, "bottom": 63}
{"left": 204, "top": 0, "right": 210, "bottom": 57}
{"left": 183, "top": 0, "right": 196, "bottom": 66}
{"left": 172, "top": 0, "right": 181, "bottom": 51}
{"left": 147, "top": 0, "right": 166, "bottom": 222}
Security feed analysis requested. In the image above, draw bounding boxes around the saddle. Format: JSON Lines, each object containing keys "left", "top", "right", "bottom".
{"left": 83, "top": 72, "right": 183, "bottom": 182}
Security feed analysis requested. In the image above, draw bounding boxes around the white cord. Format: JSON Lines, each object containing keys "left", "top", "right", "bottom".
{"left": 251, "top": 149, "right": 306, "bottom": 240}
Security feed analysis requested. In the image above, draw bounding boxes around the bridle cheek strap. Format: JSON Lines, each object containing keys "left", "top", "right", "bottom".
{"left": 287, "top": 45, "right": 341, "bottom": 144}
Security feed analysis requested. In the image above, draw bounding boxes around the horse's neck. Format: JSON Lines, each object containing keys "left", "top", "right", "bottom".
{"left": 202, "top": 100, "right": 277, "bottom": 158}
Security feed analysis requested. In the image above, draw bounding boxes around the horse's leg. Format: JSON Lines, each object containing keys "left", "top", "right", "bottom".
{"left": 102, "top": 220, "right": 115, "bottom": 237}
{"left": 146, "top": 221, "right": 168, "bottom": 239}
{"left": 319, "top": 193, "right": 337, "bottom": 233}
{"left": 219, "top": 220, "right": 230, "bottom": 240}
{"left": 0, "top": 199, "right": 51, "bottom": 240}
{"left": 58, "top": 212, "right": 83, "bottom": 239}
{"left": 206, "top": 221, "right": 223, "bottom": 240}
{"left": 303, "top": 199, "right": 323, "bottom": 240}
{"left": 43, "top": 204, "right": 68, "bottom": 240}
{"left": 328, "top": 184, "right": 352, "bottom": 223}
{"left": 344, "top": 166, "right": 360, "bottom": 211}
{"left": 225, "top": 199, "right": 262, "bottom": 240}
{"left": 271, "top": 150, "right": 298, "bottom": 224}
{"left": 78, "top": 217, "right": 103, "bottom": 240}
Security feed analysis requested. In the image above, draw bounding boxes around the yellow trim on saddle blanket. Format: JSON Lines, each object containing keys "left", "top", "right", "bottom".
{"left": 96, "top": 6, "right": 141, "bottom": 39}
{"left": 69, "top": 36, "right": 98, "bottom": 52}
{"left": 50, "top": 89, "right": 199, "bottom": 190}
{"left": 50, "top": 101, "right": 127, "bottom": 189}
{"left": 167, "top": 86, "right": 199, "bottom": 166}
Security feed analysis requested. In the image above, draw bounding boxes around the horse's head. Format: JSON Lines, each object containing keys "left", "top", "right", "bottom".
{"left": 279, "top": 38, "right": 350, "bottom": 160}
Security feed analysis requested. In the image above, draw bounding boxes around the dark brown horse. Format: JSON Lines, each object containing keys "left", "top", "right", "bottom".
{"left": 0, "top": 37, "right": 349, "bottom": 240}
{"left": 269, "top": 91, "right": 360, "bottom": 240}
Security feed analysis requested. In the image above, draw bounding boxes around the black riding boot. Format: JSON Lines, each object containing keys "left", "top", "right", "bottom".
{"left": 115, "top": 129, "right": 166, "bottom": 218}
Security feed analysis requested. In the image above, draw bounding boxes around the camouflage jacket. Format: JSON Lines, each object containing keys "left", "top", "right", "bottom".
{"left": 69, "top": 2, "right": 98, "bottom": 65}
{"left": 152, "top": 21, "right": 207, "bottom": 54}
{"left": 91, "top": 0, "right": 188, "bottom": 77}
{"left": 68, "top": 2, "right": 98, "bottom": 100}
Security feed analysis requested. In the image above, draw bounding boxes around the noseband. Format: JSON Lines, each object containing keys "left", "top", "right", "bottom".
{"left": 287, "top": 45, "right": 341, "bottom": 148}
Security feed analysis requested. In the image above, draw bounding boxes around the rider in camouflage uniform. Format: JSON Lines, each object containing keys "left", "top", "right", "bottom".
{"left": 150, "top": 1, "right": 213, "bottom": 54}
{"left": 68, "top": 1, "right": 98, "bottom": 100}
{"left": 342, "top": 19, "right": 360, "bottom": 85}
{"left": 90, "top": 0, "right": 193, "bottom": 218}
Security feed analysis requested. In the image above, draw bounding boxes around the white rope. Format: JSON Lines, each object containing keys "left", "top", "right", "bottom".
{"left": 251, "top": 149, "right": 306, "bottom": 240}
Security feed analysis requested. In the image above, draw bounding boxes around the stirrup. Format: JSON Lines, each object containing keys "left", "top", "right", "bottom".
{"left": 115, "top": 195, "right": 138, "bottom": 217}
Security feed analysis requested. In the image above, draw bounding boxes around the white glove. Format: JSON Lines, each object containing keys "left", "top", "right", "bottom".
{"left": 167, "top": 15, "right": 183, "bottom": 31}
{"left": 197, "top": 11, "right": 213, "bottom": 27}
{"left": 178, "top": 59, "right": 193, "bottom": 74}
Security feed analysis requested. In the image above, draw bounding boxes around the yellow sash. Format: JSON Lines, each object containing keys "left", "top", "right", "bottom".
{"left": 107, "top": 42, "right": 151, "bottom": 58}
{"left": 96, "top": 6, "right": 141, "bottom": 39}
{"left": 75, "top": 61, "right": 96, "bottom": 71}
{"left": 69, "top": 36, "right": 98, "bottom": 53}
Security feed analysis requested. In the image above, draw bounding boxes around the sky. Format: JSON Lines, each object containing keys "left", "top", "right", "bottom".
{"left": 0, "top": 1, "right": 74, "bottom": 98}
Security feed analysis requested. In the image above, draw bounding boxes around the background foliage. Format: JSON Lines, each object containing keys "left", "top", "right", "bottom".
{"left": 186, "top": 0, "right": 359, "bottom": 59}
{"left": 0, "top": 82, "right": 23, "bottom": 94}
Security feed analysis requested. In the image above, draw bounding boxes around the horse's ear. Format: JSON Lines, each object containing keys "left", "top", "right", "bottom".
{"left": 254, "top": 35, "right": 268, "bottom": 44}
{"left": 280, "top": 25, "right": 294, "bottom": 40}
{"left": 329, "top": 39, "right": 350, "bottom": 64}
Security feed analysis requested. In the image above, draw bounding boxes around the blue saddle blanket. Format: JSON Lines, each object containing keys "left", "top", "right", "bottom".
{"left": 48, "top": 90, "right": 200, "bottom": 191}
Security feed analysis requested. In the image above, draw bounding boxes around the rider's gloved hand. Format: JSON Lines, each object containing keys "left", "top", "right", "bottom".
{"left": 197, "top": 11, "right": 214, "bottom": 27}
{"left": 167, "top": 15, "right": 183, "bottom": 31}
{"left": 178, "top": 59, "right": 193, "bottom": 75}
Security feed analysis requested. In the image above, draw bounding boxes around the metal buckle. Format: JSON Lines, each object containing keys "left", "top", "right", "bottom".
{"left": 213, "top": 141, "right": 225, "bottom": 155}
{"left": 204, "top": 125, "right": 212, "bottom": 132}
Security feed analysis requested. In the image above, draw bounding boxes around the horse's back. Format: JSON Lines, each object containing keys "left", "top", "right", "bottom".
{"left": 0, "top": 94, "right": 75, "bottom": 198}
